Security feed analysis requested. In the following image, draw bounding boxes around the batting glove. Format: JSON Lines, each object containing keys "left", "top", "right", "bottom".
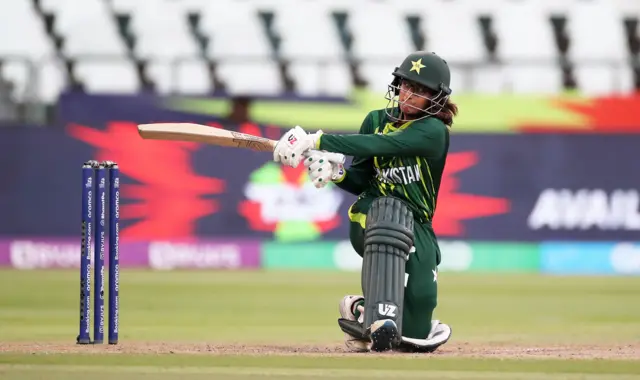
{"left": 304, "top": 151, "right": 345, "bottom": 189}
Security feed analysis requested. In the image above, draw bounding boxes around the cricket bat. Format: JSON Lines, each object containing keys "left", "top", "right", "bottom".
{"left": 137, "top": 123, "right": 345, "bottom": 164}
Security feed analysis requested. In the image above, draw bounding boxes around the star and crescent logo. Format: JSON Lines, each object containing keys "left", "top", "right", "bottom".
{"left": 410, "top": 58, "right": 426, "bottom": 74}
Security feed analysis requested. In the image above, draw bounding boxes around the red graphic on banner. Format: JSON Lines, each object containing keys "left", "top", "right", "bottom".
{"left": 433, "top": 151, "right": 510, "bottom": 236}
{"left": 520, "top": 94, "right": 640, "bottom": 133}
{"left": 559, "top": 95, "right": 640, "bottom": 132}
{"left": 67, "top": 121, "right": 224, "bottom": 240}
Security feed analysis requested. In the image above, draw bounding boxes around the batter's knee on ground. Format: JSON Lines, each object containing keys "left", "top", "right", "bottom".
{"left": 406, "top": 271, "right": 438, "bottom": 310}
{"left": 402, "top": 260, "right": 438, "bottom": 339}
{"left": 402, "top": 294, "right": 438, "bottom": 339}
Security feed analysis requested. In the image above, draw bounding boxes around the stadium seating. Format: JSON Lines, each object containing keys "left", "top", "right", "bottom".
{"left": 0, "top": 0, "right": 638, "bottom": 102}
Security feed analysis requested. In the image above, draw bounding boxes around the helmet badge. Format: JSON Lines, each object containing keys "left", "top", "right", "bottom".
{"left": 410, "top": 58, "right": 426, "bottom": 74}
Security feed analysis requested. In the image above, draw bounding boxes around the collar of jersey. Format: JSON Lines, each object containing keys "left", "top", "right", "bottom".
{"left": 383, "top": 120, "right": 415, "bottom": 133}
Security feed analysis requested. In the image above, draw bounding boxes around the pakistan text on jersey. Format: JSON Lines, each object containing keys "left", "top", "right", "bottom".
{"left": 375, "top": 164, "right": 421, "bottom": 185}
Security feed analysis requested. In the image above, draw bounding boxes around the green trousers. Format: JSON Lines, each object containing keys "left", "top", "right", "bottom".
{"left": 349, "top": 216, "right": 441, "bottom": 339}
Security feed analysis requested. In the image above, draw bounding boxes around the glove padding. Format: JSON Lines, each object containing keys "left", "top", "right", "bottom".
{"left": 273, "top": 126, "right": 322, "bottom": 168}
{"left": 304, "top": 151, "right": 345, "bottom": 188}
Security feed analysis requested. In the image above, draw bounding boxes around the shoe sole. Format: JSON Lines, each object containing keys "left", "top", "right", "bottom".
{"left": 370, "top": 320, "right": 399, "bottom": 352}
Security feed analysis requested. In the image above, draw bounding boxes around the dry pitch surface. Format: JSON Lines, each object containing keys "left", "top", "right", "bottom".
{"left": 2, "top": 341, "right": 640, "bottom": 360}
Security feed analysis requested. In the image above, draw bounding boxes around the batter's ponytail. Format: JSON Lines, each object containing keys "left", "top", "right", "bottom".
{"left": 434, "top": 98, "right": 458, "bottom": 128}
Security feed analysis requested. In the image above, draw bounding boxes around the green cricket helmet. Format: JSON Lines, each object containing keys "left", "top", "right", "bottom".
{"left": 384, "top": 51, "right": 453, "bottom": 122}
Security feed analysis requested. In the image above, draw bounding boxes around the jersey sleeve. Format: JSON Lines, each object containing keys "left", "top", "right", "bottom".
{"left": 318, "top": 118, "right": 447, "bottom": 158}
{"left": 333, "top": 113, "right": 375, "bottom": 195}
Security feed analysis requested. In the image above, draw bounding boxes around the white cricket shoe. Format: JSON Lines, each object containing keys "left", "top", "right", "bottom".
{"left": 400, "top": 320, "right": 452, "bottom": 353}
{"left": 338, "top": 295, "right": 369, "bottom": 352}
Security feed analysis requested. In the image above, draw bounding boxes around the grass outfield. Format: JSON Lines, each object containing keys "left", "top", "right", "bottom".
{"left": 0, "top": 270, "right": 639, "bottom": 379}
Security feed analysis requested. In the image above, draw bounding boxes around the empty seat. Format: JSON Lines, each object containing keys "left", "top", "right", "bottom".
{"left": 110, "top": 0, "right": 159, "bottom": 12}
{"left": 393, "top": 0, "right": 438, "bottom": 13}
{"left": 448, "top": 65, "right": 471, "bottom": 94}
{"left": 146, "top": 61, "right": 173, "bottom": 94}
{"left": 465, "top": 0, "right": 505, "bottom": 14}
{"left": 117, "top": 0, "right": 200, "bottom": 60}
{"left": 147, "top": 59, "right": 211, "bottom": 94}
{"left": 287, "top": 62, "right": 322, "bottom": 96}
{"left": 358, "top": 62, "right": 396, "bottom": 96}
{"left": 6, "top": 0, "right": 637, "bottom": 99}
{"left": 259, "top": 0, "right": 347, "bottom": 96}
{"left": 610, "top": 0, "right": 640, "bottom": 19}
{"left": 421, "top": 2, "right": 487, "bottom": 64}
{"left": 38, "top": 59, "right": 67, "bottom": 102}
{"left": 175, "top": 60, "right": 212, "bottom": 94}
{"left": 504, "top": 65, "right": 563, "bottom": 94}
{"left": 216, "top": 61, "right": 283, "bottom": 95}
{"left": 540, "top": 0, "right": 578, "bottom": 14}
{"left": 324, "top": 62, "right": 354, "bottom": 97}
{"left": 492, "top": 1, "right": 558, "bottom": 63}
{"left": 288, "top": 61, "right": 352, "bottom": 97}
{"left": 473, "top": 0, "right": 575, "bottom": 14}
{"left": 74, "top": 60, "right": 139, "bottom": 93}
{"left": 344, "top": 0, "right": 415, "bottom": 61}
{"left": 200, "top": 0, "right": 272, "bottom": 59}
{"left": 48, "top": 0, "right": 127, "bottom": 57}
{"left": 0, "top": 1, "right": 55, "bottom": 60}
{"left": 170, "top": 0, "right": 212, "bottom": 12}
{"left": 264, "top": 0, "right": 345, "bottom": 60}
{"left": 574, "top": 64, "right": 634, "bottom": 95}
{"left": 468, "top": 64, "right": 505, "bottom": 94}
{"left": 567, "top": 0, "right": 629, "bottom": 63}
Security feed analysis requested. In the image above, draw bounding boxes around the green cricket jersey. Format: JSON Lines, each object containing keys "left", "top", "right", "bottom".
{"left": 317, "top": 108, "right": 450, "bottom": 226}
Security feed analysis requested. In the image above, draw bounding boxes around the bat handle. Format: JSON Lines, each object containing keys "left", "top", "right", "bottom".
{"left": 305, "top": 150, "right": 346, "bottom": 165}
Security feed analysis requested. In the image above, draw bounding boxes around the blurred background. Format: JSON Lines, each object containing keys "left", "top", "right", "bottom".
{"left": 1, "top": 0, "right": 640, "bottom": 276}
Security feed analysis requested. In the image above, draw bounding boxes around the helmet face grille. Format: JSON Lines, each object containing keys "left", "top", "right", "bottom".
{"left": 383, "top": 79, "right": 449, "bottom": 123}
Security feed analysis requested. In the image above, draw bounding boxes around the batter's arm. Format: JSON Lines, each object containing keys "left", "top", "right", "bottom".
{"left": 318, "top": 119, "right": 447, "bottom": 158}
{"left": 332, "top": 113, "right": 376, "bottom": 195}
{"left": 334, "top": 156, "right": 374, "bottom": 195}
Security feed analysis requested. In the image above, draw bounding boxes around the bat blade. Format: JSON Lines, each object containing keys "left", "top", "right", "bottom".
{"left": 137, "top": 123, "right": 277, "bottom": 152}
{"left": 137, "top": 122, "right": 347, "bottom": 165}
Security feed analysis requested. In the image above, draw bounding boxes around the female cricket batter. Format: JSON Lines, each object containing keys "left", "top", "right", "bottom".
{"left": 273, "top": 51, "right": 456, "bottom": 353}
